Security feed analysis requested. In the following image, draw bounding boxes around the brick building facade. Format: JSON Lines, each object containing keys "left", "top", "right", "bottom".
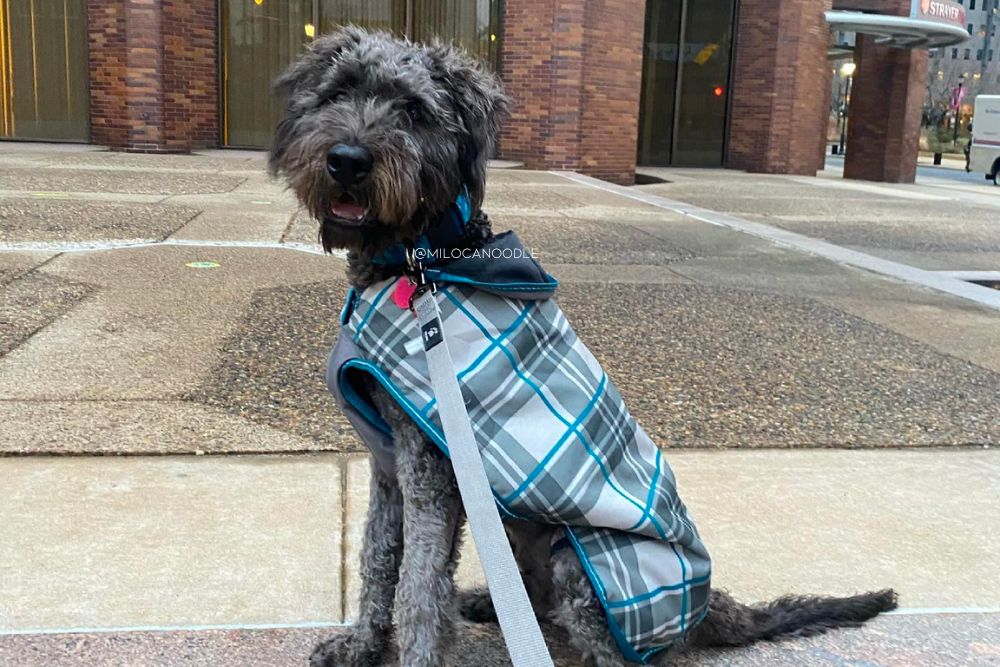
{"left": 87, "top": 0, "right": 218, "bottom": 152}
{"left": 498, "top": 0, "right": 647, "bottom": 184}
{"left": 0, "top": 0, "right": 948, "bottom": 184}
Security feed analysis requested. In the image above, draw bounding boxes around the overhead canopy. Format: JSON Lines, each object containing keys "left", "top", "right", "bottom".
{"left": 826, "top": 9, "right": 971, "bottom": 50}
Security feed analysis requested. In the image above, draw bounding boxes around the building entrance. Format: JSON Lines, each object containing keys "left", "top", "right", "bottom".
{"left": 0, "top": 0, "right": 89, "bottom": 142}
{"left": 221, "top": 0, "right": 503, "bottom": 148}
{"left": 636, "top": 0, "right": 735, "bottom": 167}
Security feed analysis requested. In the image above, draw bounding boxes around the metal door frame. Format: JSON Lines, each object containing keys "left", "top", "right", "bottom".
{"left": 638, "top": 0, "right": 737, "bottom": 166}
{"left": 219, "top": 0, "right": 504, "bottom": 147}
{"left": 0, "top": 0, "right": 90, "bottom": 143}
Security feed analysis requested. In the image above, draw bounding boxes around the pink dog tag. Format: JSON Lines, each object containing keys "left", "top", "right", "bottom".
{"left": 392, "top": 278, "right": 417, "bottom": 310}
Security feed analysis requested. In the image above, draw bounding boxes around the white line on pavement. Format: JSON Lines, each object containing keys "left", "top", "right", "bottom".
{"left": 4, "top": 607, "right": 999, "bottom": 636}
{"left": 554, "top": 171, "right": 1000, "bottom": 312}
{"left": 0, "top": 238, "right": 347, "bottom": 258}
{"left": 0, "top": 621, "right": 349, "bottom": 636}
{"left": 932, "top": 271, "right": 1000, "bottom": 281}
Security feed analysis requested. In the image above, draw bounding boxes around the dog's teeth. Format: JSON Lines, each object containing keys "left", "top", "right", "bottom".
{"left": 330, "top": 200, "right": 366, "bottom": 221}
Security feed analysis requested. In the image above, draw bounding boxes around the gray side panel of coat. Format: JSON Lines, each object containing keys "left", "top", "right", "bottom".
{"left": 326, "top": 328, "right": 397, "bottom": 476}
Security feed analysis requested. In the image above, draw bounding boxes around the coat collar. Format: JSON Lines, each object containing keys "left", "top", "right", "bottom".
{"left": 371, "top": 187, "right": 473, "bottom": 269}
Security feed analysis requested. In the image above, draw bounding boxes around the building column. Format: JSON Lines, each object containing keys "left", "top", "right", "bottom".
{"left": 843, "top": 36, "right": 928, "bottom": 183}
{"left": 88, "top": 0, "right": 218, "bottom": 152}
{"left": 726, "top": 0, "right": 833, "bottom": 175}
{"left": 498, "top": 0, "right": 646, "bottom": 185}
{"left": 818, "top": 63, "right": 835, "bottom": 169}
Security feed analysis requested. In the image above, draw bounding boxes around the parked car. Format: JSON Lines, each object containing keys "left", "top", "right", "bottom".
{"left": 968, "top": 95, "right": 1000, "bottom": 186}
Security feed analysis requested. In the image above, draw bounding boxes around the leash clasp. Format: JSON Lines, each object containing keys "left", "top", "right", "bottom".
{"left": 405, "top": 244, "right": 436, "bottom": 311}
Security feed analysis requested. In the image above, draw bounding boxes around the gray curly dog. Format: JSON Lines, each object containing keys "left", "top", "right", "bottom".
{"left": 269, "top": 27, "right": 897, "bottom": 667}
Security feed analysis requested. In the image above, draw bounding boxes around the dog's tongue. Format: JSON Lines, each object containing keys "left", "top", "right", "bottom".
{"left": 330, "top": 200, "right": 366, "bottom": 220}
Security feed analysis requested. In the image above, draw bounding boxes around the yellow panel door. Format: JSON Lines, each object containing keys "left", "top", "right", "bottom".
{"left": 0, "top": 0, "right": 89, "bottom": 141}
{"left": 222, "top": 0, "right": 314, "bottom": 148}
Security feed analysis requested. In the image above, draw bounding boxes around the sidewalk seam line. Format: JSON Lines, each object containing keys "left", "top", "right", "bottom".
{"left": 4, "top": 607, "right": 998, "bottom": 636}
{"left": 340, "top": 456, "right": 349, "bottom": 624}
{"left": 0, "top": 239, "right": 345, "bottom": 257}
{"left": 552, "top": 171, "right": 1000, "bottom": 312}
{"left": 0, "top": 621, "right": 350, "bottom": 636}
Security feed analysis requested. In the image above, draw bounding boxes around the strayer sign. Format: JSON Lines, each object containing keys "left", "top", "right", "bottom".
{"left": 911, "top": 0, "right": 967, "bottom": 27}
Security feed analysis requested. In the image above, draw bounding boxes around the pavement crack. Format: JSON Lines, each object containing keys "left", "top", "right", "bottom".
{"left": 279, "top": 206, "right": 306, "bottom": 245}
{"left": 0, "top": 266, "right": 94, "bottom": 360}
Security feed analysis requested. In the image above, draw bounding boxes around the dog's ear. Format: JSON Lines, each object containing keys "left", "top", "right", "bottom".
{"left": 426, "top": 44, "right": 509, "bottom": 205}
{"left": 269, "top": 27, "right": 367, "bottom": 176}
{"left": 273, "top": 27, "right": 366, "bottom": 99}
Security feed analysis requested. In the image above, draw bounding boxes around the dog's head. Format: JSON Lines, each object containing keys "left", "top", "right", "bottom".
{"left": 269, "top": 27, "right": 508, "bottom": 254}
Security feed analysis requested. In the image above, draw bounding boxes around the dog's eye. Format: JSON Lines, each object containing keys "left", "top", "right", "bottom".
{"left": 406, "top": 100, "right": 423, "bottom": 122}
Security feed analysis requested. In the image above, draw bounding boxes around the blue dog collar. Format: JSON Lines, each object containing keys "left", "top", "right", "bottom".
{"left": 372, "top": 187, "right": 473, "bottom": 268}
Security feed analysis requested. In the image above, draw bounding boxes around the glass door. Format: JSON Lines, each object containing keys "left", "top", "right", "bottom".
{"left": 221, "top": 0, "right": 313, "bottom": 148}
{"left": 0, "top": 0, "right": 89, "bottom": 142}
{"left": 221, "top": 0, "right": 504, "bottom": 148}
{"left": 636, "top": 0, "right": 682, "bottom": 166}
{"left": 318, "top": 0, "right": 406, "bottom": 35}
{"left": 636, "top": 0, "right": 734, "bottom": 167}
{"left": 411, "top": 0, "right": 500, "bottom": 67}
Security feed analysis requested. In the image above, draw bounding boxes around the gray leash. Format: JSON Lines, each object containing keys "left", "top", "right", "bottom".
{"left": 411, "top": 280, "right": 554, "bottom": 667}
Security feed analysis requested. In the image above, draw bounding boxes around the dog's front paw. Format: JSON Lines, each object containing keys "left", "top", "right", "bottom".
{"left": 310, "top": 630, "right": 384, "bottom": 667}
{"left": 457, "top": 587, "right": 497, "bottom": 623}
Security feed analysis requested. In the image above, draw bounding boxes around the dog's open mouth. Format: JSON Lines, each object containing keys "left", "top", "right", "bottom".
{"left": 328, "top": 192, "right": 368, "bottom": 226}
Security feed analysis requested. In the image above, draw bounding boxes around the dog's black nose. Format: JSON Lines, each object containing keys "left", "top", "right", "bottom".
{"left": 327, "top": 144, "right": 373, "bottom": 186}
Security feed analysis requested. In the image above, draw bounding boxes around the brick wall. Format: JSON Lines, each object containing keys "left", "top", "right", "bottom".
{"left": 163, "top": 0, "right": 219, "bottom": 150}
{"left": 88, "top": 0, "right": 128, "bottom": 148}
{"left": 843, "top": 36, "right": 928, "bottom": 182}
{"left": 499, "top": 0, "right": 646, "bottom": 184}
{"left": 831, "top": 0, "right": 910, "bottom": 15}
{"left": 579, "top": 1, "right": 646, "bottom": 182}
{"left": 726, "top": 0, "right": 833, "bottom": 175}
{"left": 88, "top": 0, "right": 218, "bottom": 151}
{"left": 839, "top": 0, "right": 926, "bottom": 183}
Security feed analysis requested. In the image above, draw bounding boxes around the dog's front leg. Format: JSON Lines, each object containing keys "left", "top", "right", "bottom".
{"left": 393, "top": 420, "right": 464, "bottom": 667}
{"left": 311, "top": 456, "right": 404, "bottom": 667}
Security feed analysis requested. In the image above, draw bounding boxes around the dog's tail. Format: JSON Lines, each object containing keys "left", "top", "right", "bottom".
{"left": 691, "top": 588, "right": 897, "bottom": 647}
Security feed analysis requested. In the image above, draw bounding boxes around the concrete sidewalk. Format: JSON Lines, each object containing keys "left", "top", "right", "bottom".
{"left": 1, "top": 143, "right": 998, "bottom": 665}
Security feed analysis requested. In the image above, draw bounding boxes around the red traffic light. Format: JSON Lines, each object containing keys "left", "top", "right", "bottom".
{"left": 713, "top": 85, "right": 724, "bottom": 97}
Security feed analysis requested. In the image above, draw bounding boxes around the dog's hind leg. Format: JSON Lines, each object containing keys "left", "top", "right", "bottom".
{"left": 550, "top": 548, "right": 624, "bottom": 667}
{"left": 311, "top": 455, "right": 404, "bottom": 667}
{"left": 391, "top": 408, "right": 465, "bottom": 666}
{"left": 458, "top": 522, "right": 558, "bottom": 624}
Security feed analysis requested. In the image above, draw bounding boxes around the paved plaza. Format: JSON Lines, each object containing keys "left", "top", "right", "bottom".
{"left": 1, "top": 143, "right": 998, "bottom": 665}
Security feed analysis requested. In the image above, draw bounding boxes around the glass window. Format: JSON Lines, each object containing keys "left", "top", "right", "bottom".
{"left": 636, "top": 0, "right": 682, "bottom": 166}
{"left": 411, "top": 0, "right": 500, "bottom": 66}
{"left": 223, "top": 0, "right": 504, "bottom": 147}
{"left": 637, "top": 0, "right": 735, "bottom": 167}
{"left": 319, "top": 0, "right": 407, "bottom": 36}
{"left": 222, "top": 0, "right": 313, "bottom": 148}
{"left": 672, "top": 0, "right": 735, "bottom": 166}
{"left": 1, "top": 0, "right": 89, "bottom": 141}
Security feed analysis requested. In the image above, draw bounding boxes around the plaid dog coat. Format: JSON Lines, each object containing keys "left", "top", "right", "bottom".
{"left": 327, "top": 232, "right": 711, "bottom": 663}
